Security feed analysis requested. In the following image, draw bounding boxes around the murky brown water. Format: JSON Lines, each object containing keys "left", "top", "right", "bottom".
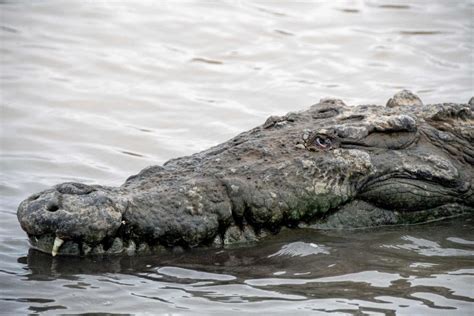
{"left": 1, "top": 0, "right": 473, "bottom": 314}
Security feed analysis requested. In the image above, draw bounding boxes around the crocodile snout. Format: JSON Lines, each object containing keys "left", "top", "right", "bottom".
{"left": 17, "top": 183, "right": 126, "bottom": 252}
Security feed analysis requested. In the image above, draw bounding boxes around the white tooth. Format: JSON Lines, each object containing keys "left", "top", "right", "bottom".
{"left": 52, "top": 237, "right": 64, "bottom": 257}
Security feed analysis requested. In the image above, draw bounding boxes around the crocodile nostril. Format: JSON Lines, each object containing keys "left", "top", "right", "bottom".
{"left": 47, "top": 203, "right": 59, "bottom": 213}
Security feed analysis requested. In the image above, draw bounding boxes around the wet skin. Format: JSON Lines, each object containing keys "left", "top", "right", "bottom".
{"left": 17, "top": 91, "right": 474, "bottom": 256}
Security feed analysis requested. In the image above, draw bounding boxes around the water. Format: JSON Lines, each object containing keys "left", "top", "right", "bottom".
{"left": 1, "top": 0, "right": 473, "bottom": 314}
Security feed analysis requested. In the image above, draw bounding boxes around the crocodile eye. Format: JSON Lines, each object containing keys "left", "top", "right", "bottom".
{"left": 303, "top": 130, "right": 338, "bottom": 151}
{"left": 314, "top": 137, "right": 332, "bottom": 149}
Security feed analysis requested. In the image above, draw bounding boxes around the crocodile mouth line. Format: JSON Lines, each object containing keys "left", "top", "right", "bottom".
{"left": 28, "top": 219, "right": 263, "bottom": 256}
{"left": 29, "top": 233, "right": 171, "bottom": 257}
{"left": 310, "top": 201, "right": 472, "bottom": 230}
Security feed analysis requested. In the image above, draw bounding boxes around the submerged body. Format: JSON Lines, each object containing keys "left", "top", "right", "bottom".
{"left": 17, "top": 91, "right": 474, "bottom": 256}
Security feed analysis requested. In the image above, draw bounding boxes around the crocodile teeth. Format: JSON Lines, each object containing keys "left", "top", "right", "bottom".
{"left": 51, "top": 237, "right": 64, "bottom": 257}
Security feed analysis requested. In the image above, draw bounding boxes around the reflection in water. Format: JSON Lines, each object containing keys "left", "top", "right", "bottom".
{"left": 447, "top": 237, "right": 474, "bottom": 246}
{"left": 1, "top": 0, "right": 473, "bottom": 314}
{"left": 268, "top": 241, "right": 330, "bottom": 257}
{"left": 2, "top": 217, "right": 471, "bottom": 314}
{"left": 385, "top": 236, "right": 474, "bottom": 257}
{"left": 245, "top": 270, "right": 402, "bottom": 288}
{"left": 408, "top": 269, "right": 474, "bottom": 298}
{"left": 156, "top": 266, "right": 236, "bottom": 281}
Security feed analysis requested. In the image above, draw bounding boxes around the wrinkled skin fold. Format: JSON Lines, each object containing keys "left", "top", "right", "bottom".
{"left": 17, "top": 91, "right": 474, "bottom": 256}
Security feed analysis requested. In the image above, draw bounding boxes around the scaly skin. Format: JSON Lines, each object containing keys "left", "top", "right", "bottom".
{"left": 17, "top": 91, "right": 474, "bottom": 256}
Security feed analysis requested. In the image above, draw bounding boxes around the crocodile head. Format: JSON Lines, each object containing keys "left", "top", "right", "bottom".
{"left": 17, "top": 91, "right": 474, "bottom": 256}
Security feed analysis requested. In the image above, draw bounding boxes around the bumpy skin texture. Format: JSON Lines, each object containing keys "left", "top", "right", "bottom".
{"left": 17, "top": 91, "right": 474, "bottom": 256}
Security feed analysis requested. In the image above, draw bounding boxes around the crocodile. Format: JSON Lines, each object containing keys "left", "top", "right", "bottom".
{"left": 17, "top": 91, "right": 474, "bottom": 256}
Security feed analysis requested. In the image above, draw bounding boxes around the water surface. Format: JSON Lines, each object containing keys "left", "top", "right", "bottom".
{"left": 1, "top": 0, "right": 473, "bottom": 314}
